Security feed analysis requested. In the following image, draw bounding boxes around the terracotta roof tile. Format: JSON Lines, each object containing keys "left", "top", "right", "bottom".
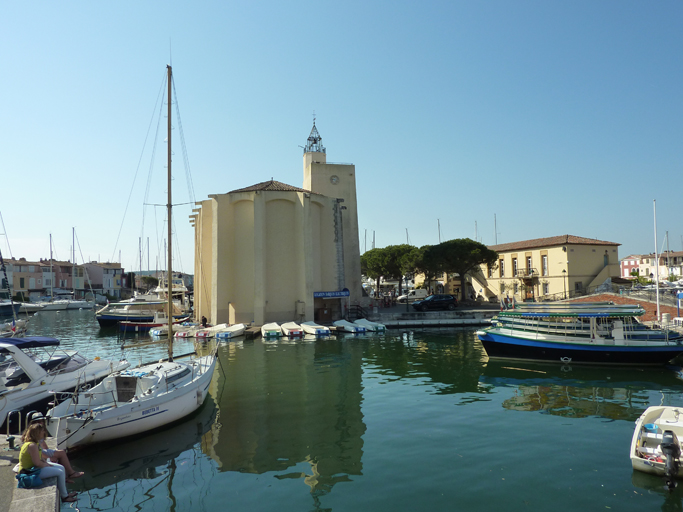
{"left": 489, "top": 235, "right": 620, "bottom": 252}
{"left": 229, "top": 180, "right": 311, "bottom": 194}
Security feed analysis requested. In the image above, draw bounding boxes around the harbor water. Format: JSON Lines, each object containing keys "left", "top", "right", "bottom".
{"left": 22, "top": 310, "right": 683, "bottom": 511}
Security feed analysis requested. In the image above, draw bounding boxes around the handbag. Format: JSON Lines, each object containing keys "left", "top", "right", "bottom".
{"left": 16, "top": 466, "right": 43, "bottom": 489}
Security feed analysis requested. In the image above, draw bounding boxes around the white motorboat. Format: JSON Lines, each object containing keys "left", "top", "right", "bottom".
{"left": 46, "top": 354, "right": 216, "bottom": 450}
{"left": 333, "top": 320, "right": 366, "bottom": 333}
{"left": 195, "top": 323, "right": 229, "bottom": 339}
{"left": 96, "top": 300, "right": 183, "bottom": 328}
{"left": 631, "top": 406, "right": 683, "bottom": 489}
{"left": 0, "top": 336, "right": 129, "bottom": 431}
{"left": 354, "top": 318, "right": 386, "bottom": 332}
{"left": 39, "top": 300, "right": 70, "bottom": 311}
{"left": 281, "top": 322, "right": 303, "bottom": 337}
{"left": 301, "top": 321, "right": 331, "bottom": 337}
{"left": 215, "top": 324, "right": 246, "bottom": 340}
{"left": 150, "top": 321, "right": 198, "bottom": 337}
{"left": 18, "top": 303, "right": 45, "bottom": 314}
{"left": 46, "top": 65, "right": 216, "bottom": 450}
{"left": 66, "top": 299, "right": 95, "bottom": 310}
{"left": 261, "top": 322, "right": 282, "bottom": 338}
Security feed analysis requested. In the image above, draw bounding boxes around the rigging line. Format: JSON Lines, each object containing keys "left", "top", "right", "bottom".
{"left": 0, "top": 212, "right": 13, "bottom": 259}
{"left": 171, "top": 74, "right": 197, "bottom": 206}
{"left": 74, "top": 231, "right": 96, "bottom": 300}
{"left": 110, "top": 69, "right": 167, "bottom": 263}
{"left": 139, "top": 78, "right": 166, "bottom": 261}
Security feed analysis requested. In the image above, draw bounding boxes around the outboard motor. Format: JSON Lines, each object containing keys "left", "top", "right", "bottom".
{"left": 660, "top": 430, "right": 681, "bottom": 490}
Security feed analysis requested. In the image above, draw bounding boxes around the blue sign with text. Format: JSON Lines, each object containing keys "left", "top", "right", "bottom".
{"left": 314, "top": 289, "right": 350, "bottom": 298}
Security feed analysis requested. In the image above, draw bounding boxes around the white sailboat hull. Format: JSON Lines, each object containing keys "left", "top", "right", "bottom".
{"left": 48, "top": 355, "right": 216, "bottom": 450}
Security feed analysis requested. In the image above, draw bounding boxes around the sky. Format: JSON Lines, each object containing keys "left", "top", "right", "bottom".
{"left": 1, "top": 1, "right": 682, "bottom": 276}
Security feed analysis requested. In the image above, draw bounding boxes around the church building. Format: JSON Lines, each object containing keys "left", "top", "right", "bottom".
{"left": 190, "top": 122, "right": 362, "bottom": 326}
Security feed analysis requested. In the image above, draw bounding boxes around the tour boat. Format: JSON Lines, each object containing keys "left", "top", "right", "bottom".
{"left": 45, "top": 66, "right": 216, "bottom": 450}
{"left": 476, "top": 302, "right": 683, "bottom": 365}
{"left": 301, "top": 321, "right": 330, "bottom": 337}
{"left": 631, "top": 406, "right": 683, "bottom": 489}
{"left": 281, "top": 322, "right": 303, "bottom": 337}
{"left": 215, "top": 323, "right": 246, "bottom": 339}
{"left": 0, "top": 336, "right": 129, "bottom": 432}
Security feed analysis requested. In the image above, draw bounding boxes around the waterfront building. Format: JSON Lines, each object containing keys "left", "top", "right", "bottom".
{"left": 191, "top": 121, "right": 362, "bottom": 326}
{"left": 471, "top": 235, "right": 620, "bottom": 302}
{"left": 83, "top": 261, "right": 124, "bottom": 299}
{"left": 620, "top": 255, "right": 641, "bottom": 279}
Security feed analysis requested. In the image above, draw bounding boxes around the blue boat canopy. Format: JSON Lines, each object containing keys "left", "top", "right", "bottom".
{"left": 0, "top": 336, "right": 60, "bottom": 352}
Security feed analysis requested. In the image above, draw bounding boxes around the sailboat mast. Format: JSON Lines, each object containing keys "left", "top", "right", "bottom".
{"left": 167, "top": 64, "right": 174, "bottom": 362}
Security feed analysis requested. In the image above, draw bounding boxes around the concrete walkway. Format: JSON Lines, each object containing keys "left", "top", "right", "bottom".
{"left": 0, "top": 437, "right": 59, "bottom": 512}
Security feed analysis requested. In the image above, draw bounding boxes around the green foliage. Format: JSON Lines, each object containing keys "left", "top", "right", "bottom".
{"left": 141, "top": 276, "right": 159, "bottom": 289}
{"left": 360, "top": 239, "right": 498, "bottom": 300}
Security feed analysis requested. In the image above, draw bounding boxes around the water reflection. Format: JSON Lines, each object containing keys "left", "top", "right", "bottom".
{"left": 207, "top": 338, "right": 365, "bottom": 497}
{"left": 632, "top": 470, "right": 683, "bottom": 512}
{"left": 480, "top": 361, "right": 683, "bottom": 420}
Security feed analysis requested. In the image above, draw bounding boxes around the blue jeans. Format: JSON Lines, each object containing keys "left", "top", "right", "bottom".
{"left": 39, "top": 462, "right": 68, "bottom": 498}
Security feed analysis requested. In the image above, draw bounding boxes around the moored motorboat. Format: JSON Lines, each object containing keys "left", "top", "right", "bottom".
{"left": 333, "top": 320, "right": 366, "bottom": 333}
{"left": 354, "top": 318, "right": 386, "bottom": 332}
{"left": 195, "top": 323, "right": 229, "bottom": 339}
{"left": 476, "top": 302, "right": 683, "bottom": 365}
{"left": 261, "top": 322, "right": 282, "bottom": 338}
{"left": 119, "top": 313, "right": 191, "bottom": 333}
{"left": 0, "top": 336, "right": 129, "bottom": 432}
{"left": 281, "top": 322, "right": 303, "bottom": 337}
{"left": 301, "top": 321, "right": 330, "bottom": 337}
{"left": 215, "top": 323, "right": 246, "bottom": 339}
{"left": 18, "top": 303, "right": 45, "bottom": 314}
{"left": 631, "top": 406, "right": 683, "bottom": 489}
{"left": 96, "top": 300, "right": 184, "bottom": 328}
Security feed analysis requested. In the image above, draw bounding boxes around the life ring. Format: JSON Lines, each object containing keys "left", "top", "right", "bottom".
{"left": 560, "top": 357, "right": 572, "bottom": 363}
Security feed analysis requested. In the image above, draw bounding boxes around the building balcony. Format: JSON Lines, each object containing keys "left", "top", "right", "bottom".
{"left": 514, "top": 268, "right": 539, "bottom": 279}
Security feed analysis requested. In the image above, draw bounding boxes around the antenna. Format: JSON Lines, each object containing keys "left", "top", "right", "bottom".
{"left": 494, "top": 214, "right": 498, "bottom": 245}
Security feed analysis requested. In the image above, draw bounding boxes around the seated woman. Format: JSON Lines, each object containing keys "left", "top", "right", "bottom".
{"left": 24, "top": 413, "right": 84, "bottom": 482}
{"left": 19, "top": 423, "right": 77, "bottom": 503}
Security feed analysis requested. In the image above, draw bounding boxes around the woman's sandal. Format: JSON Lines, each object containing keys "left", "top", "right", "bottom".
{"left": 62, "top": 495, "right": 77, "bottom": 503}
{"left": 69, "top": 471, "right": 84, "bottom": 479}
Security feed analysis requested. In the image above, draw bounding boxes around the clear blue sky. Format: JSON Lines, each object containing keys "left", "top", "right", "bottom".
{"left": 1, "top": 1, "right": 681, "bottom": 275}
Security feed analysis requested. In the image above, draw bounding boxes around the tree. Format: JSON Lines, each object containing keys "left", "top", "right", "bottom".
{"left": 382, "top": 244, "right": 415, "bottom": 296}
{"left": 361, "top": 248, "right": 387, "bottom": 294}
{"left": 141, "top": 276, "right": 159, "bottom": 291}
{"left": 431, "top": 238, "right": 498, "bottom": 301}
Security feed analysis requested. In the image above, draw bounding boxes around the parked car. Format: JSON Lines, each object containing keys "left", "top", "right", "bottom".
{"left": 411, "top": 294, "right": 458, "bottom": 312}
{"left": 397, "top": 289, "right": 429, "bottom": 303}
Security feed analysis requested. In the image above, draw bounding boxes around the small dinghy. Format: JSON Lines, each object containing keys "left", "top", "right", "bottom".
{"left": 301, "top": 321, "right": 331, "bottom": 337}
{"left": 333, "top": 320, "right": 366, "bottom": 333}
{"left": 195, "top": 323, "right": 229, "bottom": 339}
{"left": 261, "top": 322, "right": 282, "bottom": 338}
{"left": 353, "top": 318, "right": 386, "bottom": 332}
{"left": 631, "top": 406, "right": 683, "bottom": 489}
{"left": 281, "top": 322, "right": 303, "bottom": 337}
{"left": 215, "top": 323, "right": 246, "bottom": 339}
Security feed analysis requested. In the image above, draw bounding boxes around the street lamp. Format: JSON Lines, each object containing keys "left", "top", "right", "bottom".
{"left": 562, "top": 269, "right": 567, "bottom": 300}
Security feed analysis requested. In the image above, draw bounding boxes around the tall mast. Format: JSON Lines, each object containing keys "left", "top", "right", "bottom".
{"left": 72, "top": 227, "right": 75, "bottom": 296}
{"left": 167, "top": 65, "right": 174, "bottom": 361}
{"left": 50, "top": 234, "right": 53, "bottom": 300}
{"left": 654, "top": 200, "right": 660, "bottom": 322}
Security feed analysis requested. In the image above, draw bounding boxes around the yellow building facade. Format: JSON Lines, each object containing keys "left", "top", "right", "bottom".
{"left": 191, "top": 123, "right": 362, "bottom": 325}
{"left": 471, "top": 235, "right": 620, "bottom": 302}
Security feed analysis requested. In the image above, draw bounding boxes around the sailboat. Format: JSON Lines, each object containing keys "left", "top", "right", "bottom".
{"left": 46, "top": 66, "right": 217, "bottom": 450}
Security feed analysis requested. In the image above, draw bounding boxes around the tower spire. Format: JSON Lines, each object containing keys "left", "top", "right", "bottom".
{"left": 304, "top": 117, "right": 326, "bottom": 154}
